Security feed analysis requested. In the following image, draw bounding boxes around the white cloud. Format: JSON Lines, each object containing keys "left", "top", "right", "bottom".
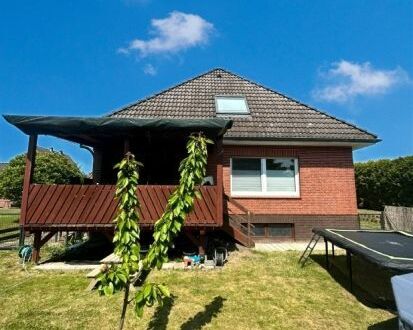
{"left": 119, "top": 11, "right": 214, "bottom": 57}
{"left": 313, "top": 60, "right": 409, "bottom": 102}
{"left": 143, "top": 64, "right": 157, "bottom": 76}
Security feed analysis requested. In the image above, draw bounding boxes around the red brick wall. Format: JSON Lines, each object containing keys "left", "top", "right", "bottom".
{"left": 220, "top": 145, "right": 358, "bottom": 216}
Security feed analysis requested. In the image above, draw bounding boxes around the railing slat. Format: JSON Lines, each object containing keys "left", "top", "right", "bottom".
{"left": 24, "top": 184, "right": 219, "bottom": 227}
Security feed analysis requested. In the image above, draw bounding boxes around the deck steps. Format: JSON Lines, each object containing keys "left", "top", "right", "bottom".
{"left": 222, "top": 219, "right": 255, "bottom": 248}
{"left": 223, "top": 194, "right": 255, "bottom": 248}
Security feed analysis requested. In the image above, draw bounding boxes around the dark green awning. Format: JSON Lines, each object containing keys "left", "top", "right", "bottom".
{"left": 4, "top": 115, "right": 233, "bottom": 146}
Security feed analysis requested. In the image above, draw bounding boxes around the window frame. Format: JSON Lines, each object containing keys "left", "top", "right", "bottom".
{"left": 230, "top": 157, "right": 300, "bottom": 198}
{"left": 248, "top": 223, "right": 295, "bottom": 240}
{"left": 215, "top": 95, "right": 250, "bottom": 115}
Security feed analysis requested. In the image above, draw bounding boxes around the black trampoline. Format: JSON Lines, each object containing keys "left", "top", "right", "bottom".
{"left": 313, "top": 228, "right": 413, "bottom": 293}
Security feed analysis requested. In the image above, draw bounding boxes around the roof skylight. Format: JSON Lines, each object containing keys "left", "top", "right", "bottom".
{"left": 215, "top": 96, "right": 249, "bottom": 114}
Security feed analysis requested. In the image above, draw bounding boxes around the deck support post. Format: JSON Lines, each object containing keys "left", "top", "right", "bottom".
{"left": 20, "top": 134, "right": 37, "bottom": 227}
{"left": 198, "top": 229, "right": 206, "bottom": 256}
{"left": 215, "top": 138, "right": 224, "bottom": 226}
{"left": 32, "top": 231, "right": 56, "bottom": 263}
{"left": 32, "top": 231, "right": 42, "bottom": 264}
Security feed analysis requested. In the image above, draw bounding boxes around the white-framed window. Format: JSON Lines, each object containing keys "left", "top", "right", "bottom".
{"left": 230, "top": 157, "right": 300, "bottom": 197}
{"left": 215, "top": 96, "right": 249, "bottom": 114}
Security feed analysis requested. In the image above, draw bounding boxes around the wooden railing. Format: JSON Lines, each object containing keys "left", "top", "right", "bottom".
{"left": 23, "top": 184, "right": 221, "bottom": 228}
{"left": 224, "top": 194, "right": 255, "bottom": 245}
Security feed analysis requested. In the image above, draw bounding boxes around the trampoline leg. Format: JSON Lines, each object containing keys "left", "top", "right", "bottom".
{"left": 332, "top": 244, "right": 335, "bottom": 258}
{"left": 324, "top": 239, "right": 329, "bottom": 270}
{"left": 346, "top": 250, "right": 353, "bottom": 292}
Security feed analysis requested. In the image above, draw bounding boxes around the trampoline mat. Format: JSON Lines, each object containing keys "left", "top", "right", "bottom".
{"left": 331, "top": 230, "right": 413, "bottom": 259}
{"left": 313, "top": 228, "right": 413, "bottom": 271}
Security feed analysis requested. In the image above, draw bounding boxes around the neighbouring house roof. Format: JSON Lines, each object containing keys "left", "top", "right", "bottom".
{"left": 0, "top": 147, "right": 47, "bottom": 172}
{"left": 37, "top": 146, "right": 50, "bottom": 153}
{"left": 3, "top": 115, "right": 232, "bottom": 146}
{"left": 110, "top": 68, "right": 379, "bottom": 147}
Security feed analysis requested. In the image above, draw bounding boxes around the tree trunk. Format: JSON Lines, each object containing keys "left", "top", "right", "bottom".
{"left": 119, "top": 282, "right": 130, "bottom": 330}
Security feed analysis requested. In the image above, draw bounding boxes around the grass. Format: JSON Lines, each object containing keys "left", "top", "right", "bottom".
{"left": 358, "top": 209, "right": 382, "bottom": 215}
{"left": 0, "top": 208, "right": 20, "bottom": 215}
{"left": 0, "top": 209, "right": 20, "bottom": 228}
{"left": 0, "top": 249, "right": 395, "bottom": 330}
{"left": 360, "top": 219, "right": 381, "bottom": 230}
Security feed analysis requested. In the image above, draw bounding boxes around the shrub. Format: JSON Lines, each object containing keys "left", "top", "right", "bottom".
{"left": 355, "top": 156, "right": 413, "bottom": 210}
{"left": 0, "top": 150, "right": 84, "bottom": 206}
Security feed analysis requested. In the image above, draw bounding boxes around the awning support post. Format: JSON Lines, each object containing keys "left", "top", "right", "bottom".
{"left": 20, "top": 134, "right": 37, "bottom": 227}
{"left": 215, "top": 138, "right": 224, "bottom": 225}
{"left": 124, "top": 138, "right": 130, "bottom": 155}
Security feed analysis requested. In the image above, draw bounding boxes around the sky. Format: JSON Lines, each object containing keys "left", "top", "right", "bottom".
{"left": 1, "top": 1, "right": 412, "bottom": 173}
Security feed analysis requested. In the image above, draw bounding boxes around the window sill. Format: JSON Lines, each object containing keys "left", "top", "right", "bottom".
{"left": 230, "top": 193, "right": 300, "bottom": 199}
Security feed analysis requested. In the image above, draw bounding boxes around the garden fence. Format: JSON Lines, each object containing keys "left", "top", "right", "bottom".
{"left": 0, "top": 210, "right": 20, "bottom": 249}
{"left": 382, "top": 206, "right": 413, "bottom": 232}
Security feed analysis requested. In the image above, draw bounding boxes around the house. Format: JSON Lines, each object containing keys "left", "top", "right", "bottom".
{"left": 4, "top": 68, "right": 378, "bottom": 261}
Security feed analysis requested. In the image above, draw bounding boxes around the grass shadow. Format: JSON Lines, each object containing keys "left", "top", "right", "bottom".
{"left": 180, "top": 296, "right": 226, "bottom": 330}
{"left": 367, "top": 317, "right": 399, "bottom": 329}
{"left": 311, "top": 253, "right": 397, "bottom": 310}
{"left": 147, "top": 295, "right": 176, "bottom": 330}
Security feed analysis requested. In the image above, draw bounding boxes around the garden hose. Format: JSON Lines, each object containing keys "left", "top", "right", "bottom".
{"left": 18, "top": 245, "right": 33, "bottom": 268}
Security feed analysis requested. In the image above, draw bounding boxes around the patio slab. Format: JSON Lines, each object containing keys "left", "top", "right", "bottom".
{"left": 34, "top": 261, "right": 99, "bottom": 271}
{"left": 254, "top": 241, "right": 326, "bottom": 252}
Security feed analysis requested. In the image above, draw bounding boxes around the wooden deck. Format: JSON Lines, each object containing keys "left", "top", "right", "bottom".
{"left": 23, "top": 184, "right": 221, "bottom": 228}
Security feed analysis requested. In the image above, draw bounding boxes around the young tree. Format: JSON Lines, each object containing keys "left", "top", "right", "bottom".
{"left": 97, "top": 134, "right": 212, "bottom": 329}
{"left": 0, "top": 150, "right": 84, "bottom": 205}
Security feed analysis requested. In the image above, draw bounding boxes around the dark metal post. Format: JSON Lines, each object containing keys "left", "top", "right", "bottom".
{"left": 324, "top": 238, "right": 329, "bottom": 270}
{"left": 19, "top": 227, "right": 25, "bottom": 247}
{"left": 346, "top": 250, "right": 353, "bottom": 292}
{"left": 332, "top": 243, "right": 335, "bottom": 258}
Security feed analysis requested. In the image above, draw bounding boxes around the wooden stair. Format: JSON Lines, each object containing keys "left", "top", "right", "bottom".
{"left": 222, "top": 195, "right": 255, "bottom": 248}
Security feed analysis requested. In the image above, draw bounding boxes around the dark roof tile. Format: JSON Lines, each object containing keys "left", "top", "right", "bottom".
{"left": 109, "top": 68, "right": 378, "bottom": 143}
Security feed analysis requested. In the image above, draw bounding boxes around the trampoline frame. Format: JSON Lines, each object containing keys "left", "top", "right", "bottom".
{"left": 314, "top": 228, "right": 413, "bottom": 292}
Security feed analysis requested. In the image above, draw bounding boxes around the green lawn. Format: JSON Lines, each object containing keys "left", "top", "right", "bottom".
{"left": 360, "top": 219, "right": 381, "bottom": 230}
{"left": 0, "top": 250, "right": 395, "bottom": 330}
{"left": 0, "top": 209, "right": 20, "bottom": 228}
{"left": 0, "top": 208, "right": 20, "bottom": 215}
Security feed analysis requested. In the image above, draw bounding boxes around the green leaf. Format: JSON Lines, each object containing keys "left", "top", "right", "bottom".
{"left": 118, "top": 273, "right": 127, "bottom": 284}
{"left": 143, "top": 284, "right": 152, "bottom": 298}
{"left": 103, "top": 283, "right": 114, "bottom": 296}
{"left": 157, "top": 284, "right": 170, "bottom": 297}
